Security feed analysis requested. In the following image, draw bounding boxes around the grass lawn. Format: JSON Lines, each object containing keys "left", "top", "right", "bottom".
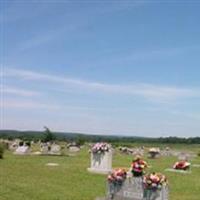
{"left": 1, "top": 145, "right": 200, "bottom": 200}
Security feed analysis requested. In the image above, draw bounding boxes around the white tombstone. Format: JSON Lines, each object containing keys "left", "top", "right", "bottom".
{"left": 14, "top": 145, "right": 30, "bottom": 155}
{"left": 69, "top": 146, "right": 80, "bottom": 153}
{"left": 50, "top": 144, "right": 61, "bottom": 155}
{"left": 88, "top": 150, "right": 112, "bottom": 174}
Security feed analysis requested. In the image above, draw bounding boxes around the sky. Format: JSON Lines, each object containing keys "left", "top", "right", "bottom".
{"left": 0, "top": 0, "right": 200, "bottom": 137}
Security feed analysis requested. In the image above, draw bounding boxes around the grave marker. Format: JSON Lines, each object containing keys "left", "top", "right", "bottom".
{"left": 88, "top": 150, "right": 112, "bottom": 174}
{"left": 50, "top": 144, "right": 61, "bottom": 155}
{"left": 107, "top": 177, "right": 169, "bottom": 200}
{"left": 14, "top": 145, "right": 30, "bottom": 155}
{"left": 88, "top": 143, "right": 112, "bottom": 174}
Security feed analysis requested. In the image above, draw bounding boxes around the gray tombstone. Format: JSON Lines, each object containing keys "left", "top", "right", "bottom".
{"left": 122, "top": 178, "right": 143, "bottom": 200}
{"left": 107, "top": 177, "right": 169, "bottom": 200}
{"left": 41, "top": 144, "right": 49, "bottom": 154}
{"left": 143, "top": 186, "right": 169, "bottom": 200}
{"left": 109, "top": 177, "right": 144, "bottom": 200}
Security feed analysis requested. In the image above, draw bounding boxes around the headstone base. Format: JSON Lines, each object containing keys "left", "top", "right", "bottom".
{"left": 88, "top": 167, "right": 112, "bottom": 174}
{"left": 192, "top": 164, "right": 200, "bottom": 168}
{"left": 165, "top": 168, "right": 191, "bottom": 174}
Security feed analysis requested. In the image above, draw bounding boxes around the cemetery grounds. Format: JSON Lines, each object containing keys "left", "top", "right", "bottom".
{"left": 1, "top": 143, "right": 200, "bottom": 200}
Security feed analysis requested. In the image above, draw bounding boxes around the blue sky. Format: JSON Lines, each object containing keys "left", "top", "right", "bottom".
{"left": 1, "top": 0, "right": 200, "bottom": 137}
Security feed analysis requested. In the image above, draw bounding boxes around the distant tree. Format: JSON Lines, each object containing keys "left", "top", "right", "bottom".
{"left": 42, "top": 126, "right": 56, "bottom": 142}
{"left": 75, "top": 136, "right": 86, "bottom": 146}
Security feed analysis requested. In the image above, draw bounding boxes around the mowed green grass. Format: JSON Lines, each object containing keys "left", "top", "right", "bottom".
{"left": 1, "top": 145, "right": 200, "bottom": 200}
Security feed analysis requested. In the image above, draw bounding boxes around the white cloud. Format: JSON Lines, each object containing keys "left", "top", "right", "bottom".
{"left": 3, "top": 68, "right": 199, "bottom": 103}
{"left": 1, "top": 99, "right": 60, "bottom": 110}
{"left": 0, "top": 85, "right": 40, "bottom": 97}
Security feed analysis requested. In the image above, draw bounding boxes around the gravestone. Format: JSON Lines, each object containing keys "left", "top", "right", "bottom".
{"left": 107, "top": 177, "right": 169, "bottom": 200}
{"left": 50, "top": 144, "right": 61, "bottom": 155}
{"left": 143, "top": 186, "right": 169, "bottom": 200}
{"left": 178, "top": 153, "right": 189, "bottom": 161}
{"left": 41, "top": 144, "right": 49, "bottom": 154}
{"left": 9, "top": 142, "right": 18, "bottom": 151}
{"left": 160, "top": 148, "right": 172, "bottom": 157}
{"left": 68, "top": 146, "right": 80, "bottom": 156}
{"left": 110, "top": 177, "right": 144, "bottom": 200}
{"left": 132, "top": 148, "right": 144, "bottom": 156}
{"left": 69, "top": 146, "right": 80, "bottom": 153}
{"left": 148, "top": 148, "right": 160, "bottom": 159}
{"left": 14, "top": 145, "right": 30, "bottom": 155}
{"left": 88, "top": 150, "right": 112, "bottom": 174}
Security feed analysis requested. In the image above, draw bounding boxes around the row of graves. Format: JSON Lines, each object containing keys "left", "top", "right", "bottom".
{"left": 88, "top": 143, "right": 199, "bottom": 200}
{"left": 118, "top": 146, "right": 169, "bottom": 158}
{"left": 119, "top": 147, "right": 170, "bottom": 158}
{"left": 119, "top": 147, "right": 145, "bottom": 156}
{"left": 8, "top": 140, "right": 80, "bottom": 156}
{"left": 118, "top": 145, "right": 197, "bottom": 160}
{"left": 10, "top": 141, "right": 62, "bottom": 155}
{"left": 39, "top": 143, "right": 62, "bottom": 155}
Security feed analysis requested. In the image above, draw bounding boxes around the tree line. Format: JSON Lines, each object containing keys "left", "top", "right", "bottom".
{"left": 0, "top": 129, "right": 200, "bottom": 144}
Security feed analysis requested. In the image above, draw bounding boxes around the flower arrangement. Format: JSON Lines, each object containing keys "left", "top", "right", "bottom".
{"left": 143, "top": 172, "right": 167, "bottom": 190}
{"left": 173, "top": 160, "right": 191, "bottom": 170}
{"left": 107, "top": 168, "right": 127, "bottom": 185}
{"left": 91, "top": 142, "right": 110, "bottom": 154}
{"left": 131, "top": 155, "right": 147, "bottom": 176}
{"left": 107, "top": 169, "right": 127, "bottom": 199}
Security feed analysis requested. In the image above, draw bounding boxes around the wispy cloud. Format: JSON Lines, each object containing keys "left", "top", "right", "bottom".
{"left": 0, "top": 85, "right": 40, "bottom": 97}
{"left": 3, "top": 68, "right": 199, "bottom": 103}
{"left": 1, "top": 99, "right": 60, "bottom": 110}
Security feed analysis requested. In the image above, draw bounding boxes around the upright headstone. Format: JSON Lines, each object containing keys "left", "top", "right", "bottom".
{"left": 14, "top": 145, "right": 30, "bottom": 155}
{"left": 88, "top": 143, "right": 112, "bottom": 174}
{"left": 107, "top": 176, "right": 169, "bottom": 200}
{"left": 69, "top": 146, "right": 80, "bottom": 153}
{"left": 50, "top": 144, "right": 61, "bottom": 155}
{"left": 110, "top": 177, "right": 144, "bottom": 200}
{"left": 41, "top": 144, "right": 49, "bottom": 154}
{"left": 148, "top": 148, "right": 160, "bottom": 159}
{"left": 143, "top": 186, "right": 169, "bottom": 200}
